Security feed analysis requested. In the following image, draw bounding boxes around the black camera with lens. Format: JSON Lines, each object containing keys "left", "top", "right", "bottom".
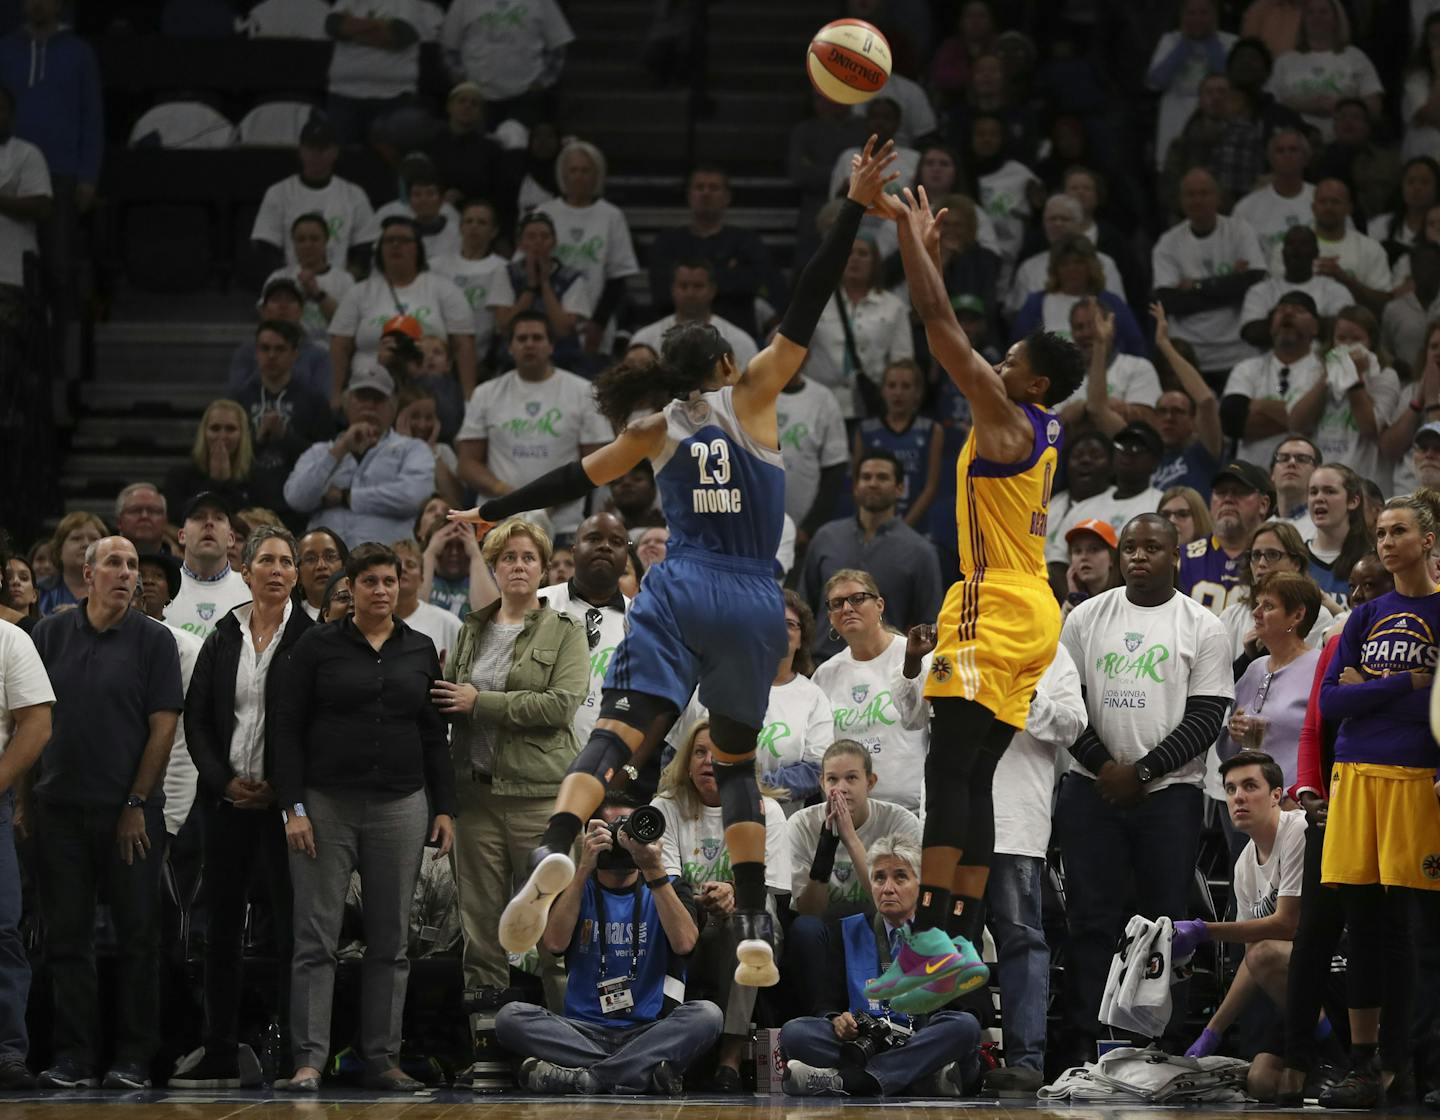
{"left": 838, "top": 1011, "right": 907, "bottom": 1067}
{"left": 595, "top": 804, "right": 666, "bottom": 870}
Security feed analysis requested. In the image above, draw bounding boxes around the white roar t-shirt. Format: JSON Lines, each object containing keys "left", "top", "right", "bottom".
{"left": 1151, "top": 215, "right": 1264, "bottom": 371}
{"left": 427, "top": 252, "right": 515, "bottom": 358}
{"left": 1060, "top": 587, "right": 1234, "bottom": 791}
{"left": 329, "top": 270, "right": 475, "bottom": 359}
{"left": 1231, "top": 183, "right": 1315, "bottom": 262}
{"left": 327, "top": 0, "right": 423, "bottom": 99}
{"left": 777, "top": 378, "right": 849, "bottom": 524}
{"left": 0, "top": 621, "right": 55, "bottom": 758}
{"left": 786, "top": 798, "right": 921, "bottom": 909}
{"left": 456, "top": 368, "right": 612, "bottom": 534}
{"left": 654, "top": 794, "right": 790, "bottom": 893}
{"left": 811, "top": 635, "right": 930, "bottom": 811}
{"left": 252, "top": 174, "right": 376, "bottom": 271}
{"left": 0, "top": 136, "right": 50, "bottom": 287}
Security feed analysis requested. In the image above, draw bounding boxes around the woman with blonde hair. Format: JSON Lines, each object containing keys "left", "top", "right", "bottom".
{"left": 1011, "top": 234, "right": 1143, "bottom": 353}
{"left": 37, "top": 511, "right": 107, "bottom": 615}
{"left": 538, "top": 139, "right": 640, "bottom": 364}
{"left": 809, "top": 569, "right": 931, "bottom": 813}
{"left": 164, "top": 399, "right": 255, "bottom": 521}
{"left": 1268, "top": 0, "right": 1381, "bottom": 142}
{"left": 431, "top": 517, "right": 588, "bottom": 1037}
{"left": 652, "top": 720, "right": 789, "bottom": 1091}
{"left": 1158, "top": 486, "right": 1214, "bottom": 547}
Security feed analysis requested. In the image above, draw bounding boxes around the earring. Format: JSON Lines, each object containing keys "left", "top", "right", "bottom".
{"left": 828, "top": 626, "right": 841, "bottom": 642}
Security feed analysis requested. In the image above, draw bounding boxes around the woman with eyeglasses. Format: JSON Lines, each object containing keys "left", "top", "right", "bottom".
{"left": 295, "top": 529, "right": 349, "bottom": 620}
{"left": 810, "top": 570, "right": 931, "bottom": 814}
{"left": 430, "top": 517, "right": 588, "bottom": 1014}
{"left": 328, "top": 215, "right": 477, "bottom": 411}
{"left": 320, "top": 571, "right": 352, "bottom": 622}
{"left": 1157, "top": 486, "right": 1213, "bottom": 547}
{"left": 1222, "top": 521, "right": 1335, "bottom": 664}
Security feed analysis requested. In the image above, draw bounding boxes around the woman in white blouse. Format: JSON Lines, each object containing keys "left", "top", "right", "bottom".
{"left": 806, "top": 234, "right": 914, "bottom": 420}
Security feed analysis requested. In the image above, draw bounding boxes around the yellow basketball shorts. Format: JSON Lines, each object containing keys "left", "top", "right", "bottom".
{"left": 925, "top": 572, "right": 1061, "bottom": 730}
{"left": 1321, "top": 763, "right": 1440, "bottom": 890}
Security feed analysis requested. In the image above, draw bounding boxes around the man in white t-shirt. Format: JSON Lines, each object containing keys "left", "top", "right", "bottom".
{"left": 0, "top": 616, "right": 54, "bottom": 1089}
{"left": 1169, "top": 751, "right": 1306, "bottom": 1101}
{"left": 251, "top": 119, "right": 375, "bottom": 273}
{"left": 1231, "top": 128, "right": 1314, "bottom": 262}
{"left": 1240, "top": 227, "right": 1353, "bottom": 348}
{"left": 1054, "top": 513, "right": 1233, "bottom": 1063}
{"left": 455, "top": 311, "right": 612, "bottom": 538}
{"left": 1152, "top": 168, "right": 1267, "bottom": 378}
{"left": 165, "top": 494, "right": 253, "bottom": 643}
{"left": 539, "top": 512, "right": 630, "bottom": 744}
{"left": 630, "top": 259, "right": 758, "bottom": 370}
{"left": 242, "top": 0, "right": 329, "bottom": 39}
{"left": 429, "top": 199, "right": 516, "bottom": 365}
{"left": 1267, "top": 179, "right": 1392, "bottom": 315}
{"left": 441, "top": 0, "right": 575, "bottom": 125}
{"left": 324, "top": 0, "right": 425, "bottom": 145}
{"left": 1221, "top": 291, "right": 1358, "bottom": 467}
{"left": 778, "top": 368, "right": 849, "bottom": 540}
{"left": 0, "top": 84, "right": 52, "bottom": 298}
{"left": 983, "top": 646, "right": 1087, "bottom": 1095}
{"left": 365, "top": 158, "right": 463, "bottom": 261}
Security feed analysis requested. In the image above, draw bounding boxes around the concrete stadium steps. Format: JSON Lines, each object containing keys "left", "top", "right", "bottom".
{"left": 91, "top": 321, "right": 248, "bottom": 384}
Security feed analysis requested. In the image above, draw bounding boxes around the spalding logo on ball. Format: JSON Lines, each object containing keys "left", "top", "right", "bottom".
{"left": 807, "top": 19, "right": 892, "bottom": 106}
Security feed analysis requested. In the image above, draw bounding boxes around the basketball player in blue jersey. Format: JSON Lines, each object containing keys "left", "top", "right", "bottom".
{"left": 863, "top": 186, "right": 1085, "bottom": 1013}
{"left": 448, "top": 138, "right": 901, "bottom": 987}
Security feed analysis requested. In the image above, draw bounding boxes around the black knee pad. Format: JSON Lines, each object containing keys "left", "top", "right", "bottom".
{"left": 708, "top": 712, "right": 760, "bottom": 761}
{"left": 569, "top": 727, "right": 633, "bottom": 787}
{"left": 712, "top": 759, "right": 765, "bottom": 827}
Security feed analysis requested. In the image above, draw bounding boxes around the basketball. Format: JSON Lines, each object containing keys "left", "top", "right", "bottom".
{"left": 806, "top": 19, "right": 892, "bottom": 106}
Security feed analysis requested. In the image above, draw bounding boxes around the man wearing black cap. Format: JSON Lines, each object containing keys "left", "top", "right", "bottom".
{"left": 1180, "top": 461, "right": 1276, "bottom": 614}
{"left": 1051, "top": 422, "right": 1165, "bottom": 554}
{"left": 166, "top": 494, "right": 252, "bottom": 643}
{"left": 226, "top": 277, "right": 332, "bottom": 400}
{"left": 1220, "top": 290, "right": 1355, "bottom": 467}
{"left": 251, "top": 117, "right": 375, "bottom": 276}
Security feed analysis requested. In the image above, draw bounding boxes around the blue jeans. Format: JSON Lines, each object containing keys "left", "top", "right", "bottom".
{"left": 985, "top": 853, "right": 1048, "bottom": 1071}
{"left": 1054, "top": 776, "right": 1202, "bottom": 1053}
{"left": 0, "top": 790, "right": 28, "bottom": 1060}
{"left": 779, "top": 1011, "right": 981, "bottom": 1096}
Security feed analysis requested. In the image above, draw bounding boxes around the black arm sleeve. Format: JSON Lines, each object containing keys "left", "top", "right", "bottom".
{"left": 799, "top": 463, "right": 847, "bottom": 538}
{"left": 1068, "top": 724, "right": 1115, "bottom": 776}
{"left": 591, "top": 277, "right": 628, "bottom": 329}
{"left": 809, "top": 828, "right": 841, "bottom": 883}
{"left": 478, "top": 459, "right": 596, "bottom": 522}
{"left": 1219, "top": 394, "right": 1250, "bottom": 440}
{"left": 1137, "top": 695, "right": 1232, "bottom": 779}
{"left": 778, "top": 198, "right": 866, "bottom": 348}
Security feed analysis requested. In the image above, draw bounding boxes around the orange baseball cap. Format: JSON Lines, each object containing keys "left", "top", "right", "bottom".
{"left": 382, "top": 314, "right": 422, "bottom": 340}
{"left": 1065, "top": 517, "right": 1118, "bottom": 549}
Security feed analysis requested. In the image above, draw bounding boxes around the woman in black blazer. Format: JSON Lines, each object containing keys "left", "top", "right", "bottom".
{"left": 178, "top": 525, "right": 312, "bottom": 1089}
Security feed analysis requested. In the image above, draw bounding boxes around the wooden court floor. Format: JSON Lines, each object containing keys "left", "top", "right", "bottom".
{"left": 2, "top": 1090, "right": 1438, "bottom": 1119}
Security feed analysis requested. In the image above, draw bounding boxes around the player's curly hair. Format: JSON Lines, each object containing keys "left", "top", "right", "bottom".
{"left": 593, "top": 321, "right": 735, "bottom": 430}
{"left": 1025, "top": 329, "right": 1087, "bottom": 407}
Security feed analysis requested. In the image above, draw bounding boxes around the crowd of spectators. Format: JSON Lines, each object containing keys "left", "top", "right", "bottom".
{"left": 4, "top": 0, "right": 1440, "bottom": 1107}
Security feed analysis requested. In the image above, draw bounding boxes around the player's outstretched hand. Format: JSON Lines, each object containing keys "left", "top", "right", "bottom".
{"left": 846, "top": 135, "right": 900, "bottom": 212}
{"left": 898, "top": 187, "right": 945, "bottom": 262}
{"left": 447, "top": 507, "right": 496, "bottom": 532}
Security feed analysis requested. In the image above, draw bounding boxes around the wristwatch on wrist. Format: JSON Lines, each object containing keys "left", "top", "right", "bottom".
{"left": 1135, "top": 762, "right": 1154, "bottom": 785}
{"left": 124, "top": 794, "right": 146, "bottom": 809}
{"left": 280, "top": 803, "right": 307, "bottom": 824}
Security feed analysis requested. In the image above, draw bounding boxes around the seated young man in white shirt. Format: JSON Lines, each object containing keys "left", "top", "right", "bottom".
{"left": 1170, "top": 751, "right": 1307, "bottom": 1101}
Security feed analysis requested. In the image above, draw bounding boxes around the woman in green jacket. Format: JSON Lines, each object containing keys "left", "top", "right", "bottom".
{"left": 431, "top": 517, "right": 588, "bottom": 1011}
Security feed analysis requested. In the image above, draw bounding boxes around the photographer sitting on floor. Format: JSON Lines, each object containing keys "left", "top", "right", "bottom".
{"left": 779, "top": 835, "right": 984, "bottom": 1097}
{"left": 1173, "top": 751, "right": 1309, "bottom": 1101}
{"left": 493, "top": 793, "right": 723, "bottom": 1095}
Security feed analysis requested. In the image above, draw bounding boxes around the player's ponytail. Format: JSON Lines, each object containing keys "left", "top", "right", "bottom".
{"left": 594, "top": 321, "right": 734, "bottom": 430}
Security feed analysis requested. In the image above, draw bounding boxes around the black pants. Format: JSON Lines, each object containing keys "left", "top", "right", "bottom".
{"left": 1284, "top": 820, "right": 1346, "bottom": 1071}
{"left": 1342, "top": 881, "right": 1416, "bottom": 1074}
{"left": 34, "top": 800, "right": 166, "bottom": 1068}
{"left": 201, "top": 798, "right": 293, "bottom": 1054}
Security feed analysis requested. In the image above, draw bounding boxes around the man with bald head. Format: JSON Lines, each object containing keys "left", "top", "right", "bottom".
{"left": 1007, "top": 194, "right": 1127, "bottom": 317}
{"left": 30, "top": 535, "right": 184, "bottom": 1090}
{"left": 538, "top": 511, "right": 632, "bottom": 745}
{"left": 1152, "top": 167, "right": 1267, "bottom": 384}
{"left": 1239, "top": 226, "right": 1352, "bottom": 348}
{"left": 1276, "top": 178, "right": 1393, "bottom": 315}
{"left": 1232, "top": 128, "right": 1313, "bottom": 261}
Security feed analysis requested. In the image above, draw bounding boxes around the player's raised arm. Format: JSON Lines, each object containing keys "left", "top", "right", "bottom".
{"left": 735, "top": 136, "right": 899, "bottom": 408}
{"left": 890, "top": 186, "right": 1029, "bottom": 448}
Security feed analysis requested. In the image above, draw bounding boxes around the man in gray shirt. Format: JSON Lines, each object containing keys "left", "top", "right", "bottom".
{"left": 778, "top": 368, "right": 849, "bottom": 550}
{"left": 798, "top": 448, "right": 944, "bottom": 662}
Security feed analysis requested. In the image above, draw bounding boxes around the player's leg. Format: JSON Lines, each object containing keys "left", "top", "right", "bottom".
{"left": 706, "top": 712, "right": 777, "bottom": 987}
{"left": 867, "top": 697, "right": 1006, "bottom": 1010}
{"left": 498, "top": 692, "right": 678, "bottom": 955}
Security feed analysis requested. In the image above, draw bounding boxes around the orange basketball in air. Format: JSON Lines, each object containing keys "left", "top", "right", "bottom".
{"left": 807, "top": 19, "right": 893, "bottom": 105}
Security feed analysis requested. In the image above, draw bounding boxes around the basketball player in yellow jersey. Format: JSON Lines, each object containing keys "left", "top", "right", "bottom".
{"left": 865, "top": 186, "right": 1085, "bottom": 1013}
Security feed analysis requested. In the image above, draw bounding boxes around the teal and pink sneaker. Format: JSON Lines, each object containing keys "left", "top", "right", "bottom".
{"left": 886, "top": 935, "right": 989, "bottom": 1015}
{"left": 864, "top": 926, "right": 969, "bottom": 1003}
